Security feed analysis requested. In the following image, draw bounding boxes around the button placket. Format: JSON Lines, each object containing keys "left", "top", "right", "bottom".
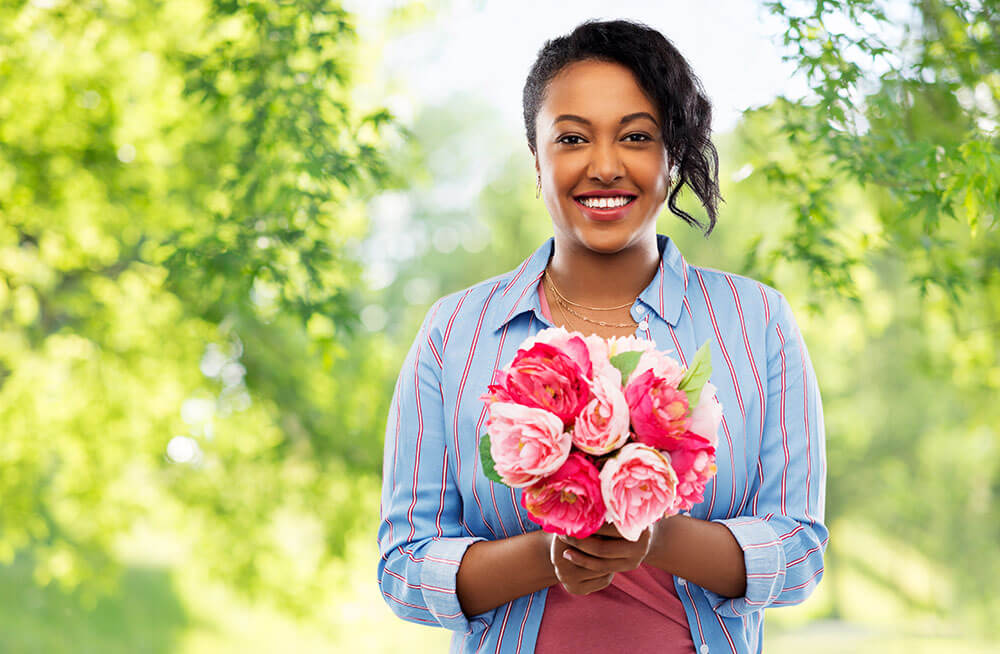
{"left": 632, "top": 304, "right": 649, "bottom": 333}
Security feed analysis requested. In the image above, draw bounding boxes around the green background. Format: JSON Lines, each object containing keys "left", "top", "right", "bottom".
{"left": 0, "top": 0, "right": 997, "bottom": 651}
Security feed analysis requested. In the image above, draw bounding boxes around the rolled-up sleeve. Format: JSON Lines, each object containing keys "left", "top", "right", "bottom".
{"left": 376, "top": 301, "right": 492, "bottom": 634}
{"left": 705, "top": 292, "right": 828, "bottom": 617}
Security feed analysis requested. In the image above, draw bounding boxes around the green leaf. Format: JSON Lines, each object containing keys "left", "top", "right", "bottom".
{"left": 479, "top": 433, "right": 504, "bottom": 484}
{"left": 678, "top": 340, "right": 713, "bottom": 408}
{"left": 609, "top": 351, "right": 643, "bottom": 382}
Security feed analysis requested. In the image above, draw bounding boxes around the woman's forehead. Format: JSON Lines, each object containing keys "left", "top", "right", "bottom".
{"left": 539, "top": 60, "right": 660, "bottom": 127}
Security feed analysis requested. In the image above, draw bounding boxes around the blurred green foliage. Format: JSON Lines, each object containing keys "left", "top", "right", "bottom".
{"left": 0, "top": 0, "right": 403, "bottom": 615}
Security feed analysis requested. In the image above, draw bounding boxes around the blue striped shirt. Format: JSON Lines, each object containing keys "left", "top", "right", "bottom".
{"left": 377, "top": 234, "right": 828, "bottom": 654}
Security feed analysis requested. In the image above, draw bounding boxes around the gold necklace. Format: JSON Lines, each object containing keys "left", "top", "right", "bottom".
{"left": 553, "top": 294, "right": 637, "bottom": 328}
{"left": 544, "top": 269, "right": 635, "bottom": 310}
{"left": 544, "top": 268, "right": 638, "bottom": 329}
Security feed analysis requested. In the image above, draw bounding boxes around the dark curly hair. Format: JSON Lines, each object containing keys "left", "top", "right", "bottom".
{"left": 523, "top": 19, "right": 721, "bottom": 235}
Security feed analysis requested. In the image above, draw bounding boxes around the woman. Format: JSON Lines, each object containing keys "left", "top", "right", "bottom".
{"left": 377, "top": 19, "right": 827, "bottom": 654}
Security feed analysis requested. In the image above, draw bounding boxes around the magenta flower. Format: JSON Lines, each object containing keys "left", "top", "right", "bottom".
{"left": 520, "top": 452, "right": 605, "bottom": 538}
{"left": 624, "top": 369, "right": 692, "bottom": 450}
{"left": 484, "top": 341, "right": 592, "bottom": 424}
{"left": 519, "top": 326, "right": 595, "bottom": 377}
{"left": 669, "top": 446, "right": 717, "bottom": 512}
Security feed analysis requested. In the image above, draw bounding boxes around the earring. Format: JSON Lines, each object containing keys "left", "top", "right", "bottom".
{"left": 536, "top": 174, "right": 541, "bottom": 199}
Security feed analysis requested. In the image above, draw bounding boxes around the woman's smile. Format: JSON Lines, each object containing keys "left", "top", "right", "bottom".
{"left": 572, "top": 192, "right": 638, "bottom": 221}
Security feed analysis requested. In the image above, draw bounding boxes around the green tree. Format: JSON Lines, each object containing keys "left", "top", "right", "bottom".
{"left": 0, "top": 0, "right": 400, "bottom": 612}
{"left": 749, "top": 0, "right": 998, "bottom": 305}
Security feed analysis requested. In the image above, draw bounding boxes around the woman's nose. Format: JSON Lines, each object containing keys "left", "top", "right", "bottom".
{"left": 586, "top": 141, "right": 624, "bottom": 184}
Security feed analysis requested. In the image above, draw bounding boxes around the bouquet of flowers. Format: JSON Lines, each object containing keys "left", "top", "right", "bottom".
{"left": 478, "top": 327, "right": 722, "bottom": 541}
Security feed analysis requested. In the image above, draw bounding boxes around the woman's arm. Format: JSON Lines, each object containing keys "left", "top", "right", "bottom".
{"left": 456, "top": 527, "right": 624, "bottom": 616}
{"left": 700, "top": 292, "right": 828, "bottom": 615}
{"left": 378, "top": 302, "right": 493, "bottom": 632}
{"left": 379, "top": 301, "right": 614, "bottom": 627}
{"left": 455, "top": 531, "right": 555, "bottom": 617}
{"left": 645, "top": 515, "right": 746, "bottom": 597}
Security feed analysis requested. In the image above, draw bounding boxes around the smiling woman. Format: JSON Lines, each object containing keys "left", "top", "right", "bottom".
{"left": 378, "top": 18, "right": 827, "bottom": 654}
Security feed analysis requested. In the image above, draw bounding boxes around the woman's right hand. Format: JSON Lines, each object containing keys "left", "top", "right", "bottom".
{"left": 546, "top": 531, "right": 615, "bottom": 595}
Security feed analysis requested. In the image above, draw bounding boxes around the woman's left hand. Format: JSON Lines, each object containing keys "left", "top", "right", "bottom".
{"left": 557, "top": 522, "right": 656, "bottom": 576}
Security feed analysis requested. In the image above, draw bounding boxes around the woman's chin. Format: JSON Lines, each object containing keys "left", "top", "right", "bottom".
{"left": 571, "top": 223, "right": 646, "bottom": 255}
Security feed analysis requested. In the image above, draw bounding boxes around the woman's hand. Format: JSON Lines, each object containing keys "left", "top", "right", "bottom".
{"left": 547, "top": 530, "right": 615, "bottom": 595}
{"left": 547, "top": 522, "right": 655, "bottom": 595}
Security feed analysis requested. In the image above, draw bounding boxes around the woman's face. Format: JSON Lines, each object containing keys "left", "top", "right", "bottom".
{"left": 533, "top": 59, "right": 670, "bottom": 255}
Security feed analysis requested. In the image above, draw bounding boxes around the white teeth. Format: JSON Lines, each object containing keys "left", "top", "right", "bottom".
{"left": 579, "top": 196, "right": 633, "bottom": 208}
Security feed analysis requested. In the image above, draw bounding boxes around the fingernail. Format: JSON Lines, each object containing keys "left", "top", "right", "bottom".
{"left": 563, "top": 550, "right": 573, "bottom": 561}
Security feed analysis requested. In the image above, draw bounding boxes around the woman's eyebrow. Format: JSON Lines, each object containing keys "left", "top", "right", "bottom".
{"left": 552, "top": 112, "right": 659, "bottom": 127}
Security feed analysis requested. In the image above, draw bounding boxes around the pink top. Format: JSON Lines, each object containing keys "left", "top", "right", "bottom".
{"left": 534, "top": 283, "right": 696, "bottom": 654}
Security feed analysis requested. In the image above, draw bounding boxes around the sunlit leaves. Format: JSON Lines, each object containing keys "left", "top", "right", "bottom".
{"left": 758, "top": 0, "right": 999, "bottom": 305}
{"left": 0, "top": 0, "right": 402, "bottom": 613}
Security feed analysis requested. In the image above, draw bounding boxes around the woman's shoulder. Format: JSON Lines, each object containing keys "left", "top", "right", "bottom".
{"left": 683, "top": 261, "right": 787, "bottom": 324}
{"left": 419, "top": 265, "right": 528, "bottom": 337}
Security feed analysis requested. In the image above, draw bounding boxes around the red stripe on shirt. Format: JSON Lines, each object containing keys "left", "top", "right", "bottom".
{"left": 775, "top": 324, "right": 790, "bottom": 515}
{"left": 455, "top": 280, "right": 504, "bottom": 537}
{"left": 482, "top": 321, "right": 513, "bottom": 540}
{"left": 726, "top": 275, "right": 764, "bottom": 438}
{"left": 444, "top": 289, "right": 472, "bottom": 351}
{"left": 405, "top": 333, "right": 427, "bottom": 540}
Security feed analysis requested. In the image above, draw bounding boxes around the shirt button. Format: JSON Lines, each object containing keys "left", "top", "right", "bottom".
{"left": 637, "top": 319, "right": 649, "bottom": 330}
{"left": 700, "top": 645, "right": 710, "bottom": 654}
{"left": 677, "top": 578, "right": 686, "bottom": 586}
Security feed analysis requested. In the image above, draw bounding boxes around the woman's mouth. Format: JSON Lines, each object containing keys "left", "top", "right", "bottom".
{"left": 573, "top": 195, "right": 637, "bottom": 221}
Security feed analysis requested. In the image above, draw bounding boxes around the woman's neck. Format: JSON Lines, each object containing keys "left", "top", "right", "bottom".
{"left": 545, "top": 234, "right": 661, "bottom": 307}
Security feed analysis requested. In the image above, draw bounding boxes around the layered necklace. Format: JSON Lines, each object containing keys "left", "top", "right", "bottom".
{"left": 543, "top": 268, "right": 638, "bottom": 329}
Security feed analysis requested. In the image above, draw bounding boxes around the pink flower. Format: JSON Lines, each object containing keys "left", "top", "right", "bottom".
{"left": 486, "top": 402, "right": 571, "bottom": 487}
{"left": 572, "top": 366, "right": 630, "bottom": 455}
{"left": 483, "top": 340, "right": 592, "bottom": 424}
{"left": 629, "top": 349, "right": 685, "bottom": 387}
{"left": 520, "top": 453, "right": 605, "bottom": 538}
{"left": 609, "top": 334, "right": 684, "bottom": 387}
{"left": 687, "top": 382, "right": 722, "bottom": 448}
{"left": 669, "top": 446, "right": 717, "bottom": 512}
{"left": 624, "top": 369, "right": 692, "bottom": 450}
{"left": 581, "top": 333, "right": 613, "bottom": 375}
{"left": 516, "top": 327, "right": 594, "bottom": 379}
{"left": 600, "top": 443, "right": 678, "bottom": 541}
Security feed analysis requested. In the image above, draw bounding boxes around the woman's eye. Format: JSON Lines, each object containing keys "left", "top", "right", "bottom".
{"left": 624, "top": 133, "right": 652, "bottom": 142}
{"left": 557, "top": 135, "right": 585, "bottom": 145}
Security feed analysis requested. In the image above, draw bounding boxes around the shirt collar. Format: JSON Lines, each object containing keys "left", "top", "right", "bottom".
{"left": 487, "top": 233, "right": 689, "bottom": 332}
